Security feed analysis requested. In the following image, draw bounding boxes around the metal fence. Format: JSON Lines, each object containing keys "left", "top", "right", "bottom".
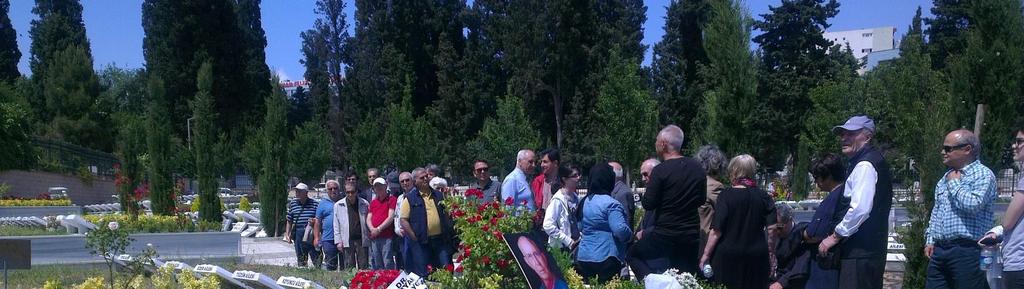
{"left": 32, "top": 137, "right": 118, "bottom": 177}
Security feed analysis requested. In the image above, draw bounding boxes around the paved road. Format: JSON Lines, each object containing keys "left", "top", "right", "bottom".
{"left": 793, "top": 203, "right": 1010, "bottom": 225}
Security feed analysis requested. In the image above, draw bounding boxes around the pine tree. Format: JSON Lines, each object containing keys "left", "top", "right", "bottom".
{"left": 287, "top": 85, "right": 311, "bottom": 132}
{"left": 925, "top": 0, "right": 971, "bottom": 69}
{"left": 28, "top": 0, "right": 90, "bottom": 122}
{"left": 472, "top": 94, "right": 542, "bottom": 176}
{"left": 301, "top": 0, "right": 348, "bottom": 167}
{"left": 0, "top": 0, "right": 20, "bottom": 83}
{"left": 258, "top": 79, "right": 289, "bottom": 236}
{"left": 651, "top": 0, "right": 713, "bottom": 130}
{"left": 146, "top": 76, "right": 176, "bottom": 216}
{"left": 41, "top": 45, "right": 108, "bottom": 151}
{"left": 753, "top": 0, "right": 849, "bottom": 173}
{"left": 593, "top": 49, "right": 657, "bottom": 175}
{"left": 287, "top": 120, "right": 331, "bottom": 184}
{"left": 947, "top": 0, "right": 1024, "bottom": 169}
{"left": 690, "top": 0, "right": 759, "bottom": 155}
{"left": 192, "top": 62, "right": 221, "bottom": 223}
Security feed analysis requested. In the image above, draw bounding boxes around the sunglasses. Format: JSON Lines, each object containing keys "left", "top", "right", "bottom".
{"left": 475, "top": 167, "right": 489, "bottom": 172}
{"left": 1014, "top": 138, "right": 1024, "bottom": 146}
{"left": 327, "top": 187, "right": 339, "bottom": 191}
{"left": 942, "top": 143, "right": 970, "bottom": 153}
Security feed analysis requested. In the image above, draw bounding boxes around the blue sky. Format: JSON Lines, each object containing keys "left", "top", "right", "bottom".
{"left": 8, "top": 0, "right": 933, "bottom": 81}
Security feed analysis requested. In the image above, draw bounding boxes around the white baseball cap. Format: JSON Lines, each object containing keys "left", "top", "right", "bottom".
{"left": 294, "top": 183, "right": 309, "bottom": 190}
{"left": 372, "top": 177, "right": 387, "bottom": 186}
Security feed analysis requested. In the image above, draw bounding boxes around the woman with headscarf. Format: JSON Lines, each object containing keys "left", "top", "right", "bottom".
{"left": 574, "top": 163, "right": 633, "bottom": 282}
{"left": 699, "top": 155, "right": 777, "bottom": 289}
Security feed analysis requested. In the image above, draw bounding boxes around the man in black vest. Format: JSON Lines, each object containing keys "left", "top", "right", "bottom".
{"left": 818, "top": 115, "right": 892, "bottom": 289}
{"left": 399, "top": 168, "right": 455, "bottom": 277}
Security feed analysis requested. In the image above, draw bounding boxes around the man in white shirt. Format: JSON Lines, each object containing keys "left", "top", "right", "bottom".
{"left": 817, "top": 115, "right": 892, "bottom": 289}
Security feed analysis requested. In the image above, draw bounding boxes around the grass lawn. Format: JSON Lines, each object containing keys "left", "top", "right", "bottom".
{"left": 4, "top": 262, "right": 358, "bottom": 289}
{"left": 0, "top": 226, "right": 67, "bottom": 236}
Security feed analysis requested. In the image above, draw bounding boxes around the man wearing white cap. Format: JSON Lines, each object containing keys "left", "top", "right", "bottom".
{"left": 367, "top": 177, "right": 398, "bottom": 269}
{"left": 285, "top": 183, "right": 320, "bottom": 267}
{"left": 817, "top": 115, "right": 893, "bottom": 289}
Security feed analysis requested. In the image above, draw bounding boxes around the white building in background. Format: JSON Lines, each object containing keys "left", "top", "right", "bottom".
{"left": 279, "top": 79, "right": 310, "bottom": 96}
{"left": 824, "top": 26, "right": 898, "bottom": 74}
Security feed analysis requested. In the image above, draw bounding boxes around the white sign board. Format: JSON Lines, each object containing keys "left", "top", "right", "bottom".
{"left": 195, "top": 264, "right": 253, "bottom": 289}
{"left": 387, "top": 272, "right": 427, "bottom": 289}
{"left": 232, "top": 222, "right": 249, "bottom": 232}
{"left": 277, "top": 276, "right": 325, "bottom": 289}
{"left": 233, "top": 270, "right": 285, "bottom": 289}
{"left": 242, "top": 224, "right": 263, "bottom": 237}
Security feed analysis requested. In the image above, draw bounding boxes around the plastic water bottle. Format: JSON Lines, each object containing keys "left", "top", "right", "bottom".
{"left": 981, "top": 245, "right": 996, "bottom": 271}
{"left": 984, "top": 245, "right": 1004, "bottom": 289}
{"left": 702, "top": 264, "right": 714, "bottom": 279}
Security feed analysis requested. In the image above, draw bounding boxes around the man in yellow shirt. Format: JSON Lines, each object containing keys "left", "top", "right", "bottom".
{"left": 400, "top": 169, "right": 454, "bottom": 276}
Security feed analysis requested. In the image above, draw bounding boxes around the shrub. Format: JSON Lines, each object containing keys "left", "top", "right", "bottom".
{"left": 0, "top": 199, "right": 72, "bottom": 206}
{"left": 84, "top": 214, "right": 219, "bottom": 233}
{"left": 239, "top": 196, "right": 252, "bottom": 212}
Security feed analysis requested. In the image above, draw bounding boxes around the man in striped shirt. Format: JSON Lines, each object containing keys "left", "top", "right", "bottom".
{"left": 285, "top": 183, "right": 320, "bottom": 267}
{"left": 925, "top": 129, "right": 997, "bottom": 289}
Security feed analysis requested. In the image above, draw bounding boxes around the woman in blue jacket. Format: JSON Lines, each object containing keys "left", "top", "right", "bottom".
{"left": 574, "top": 163, "right": 633, "bottom": 282}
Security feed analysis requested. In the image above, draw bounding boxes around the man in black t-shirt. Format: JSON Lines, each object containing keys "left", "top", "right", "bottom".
{"left": 626, "top": 125, "right": 707, "bottom": 280}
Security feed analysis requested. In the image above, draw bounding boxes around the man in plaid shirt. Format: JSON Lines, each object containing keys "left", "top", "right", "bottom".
{"left": 925, "top": 129, "right": 997, "bottom": 289}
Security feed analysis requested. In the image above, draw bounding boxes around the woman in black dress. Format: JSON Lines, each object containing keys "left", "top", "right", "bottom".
{"left": 699, "top": 154, "right": 777, "bottom": 289}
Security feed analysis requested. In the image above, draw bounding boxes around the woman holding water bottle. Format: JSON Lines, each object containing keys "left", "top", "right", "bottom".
{"left": 699, "top": 155, "right": 777, "bottom": 289}
{"left": 980, "top": 125, "right": 1024, "bottom": 289}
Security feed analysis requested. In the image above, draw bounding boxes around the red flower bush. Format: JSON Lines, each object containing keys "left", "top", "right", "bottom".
{"left": 349, "top": 270, "right": 401, "bottom": 289}
{"left": 434, "top": 192, "right": 534, "bottom": 286}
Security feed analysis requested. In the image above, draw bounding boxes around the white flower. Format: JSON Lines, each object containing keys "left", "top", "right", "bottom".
{"left": 108, "top": 221, "right": 119, "bottom": 230}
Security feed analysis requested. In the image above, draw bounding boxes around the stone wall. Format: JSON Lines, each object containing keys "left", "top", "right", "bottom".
{"left": 0, "top": 170, "right": 116, "bottom": 205}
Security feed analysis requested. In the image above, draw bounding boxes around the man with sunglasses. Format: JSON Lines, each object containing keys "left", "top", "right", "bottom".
{"left": 924, "top": 129, "right": 997, "bottom": 289}
{"left": 471, "top": 159, "right": 502, "bottom": 202}
{"left": 818, "top": 115, "right": 893, "bottom": 289}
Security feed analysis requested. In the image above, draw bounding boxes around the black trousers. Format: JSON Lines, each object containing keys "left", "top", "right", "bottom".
{"left": 1005, "top": 270, "right": 1024, "bottom": 289}
{"left": 838, "top": 257, "right": 885, "bottom": 289}
{"left": 626, "top": 233, "right": 699, "bottom": 280}
{"left": 577, "top": 257, "right": 622, "bottom": 284}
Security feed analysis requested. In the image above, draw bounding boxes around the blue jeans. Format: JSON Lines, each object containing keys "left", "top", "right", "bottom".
{"left": 370, "top": 237, "right": 395, "bottom": 270}
{"left": 405, "top": 236, "right": 452, "bottom": 276}
{"left": 292, "top": 230, "right": 319, "bottom": 267}
{"left": 927, "top": 240, "right": 988, "bottom": 289}
{"left": 320, "top": 240, "right": 341, "bottom": 270}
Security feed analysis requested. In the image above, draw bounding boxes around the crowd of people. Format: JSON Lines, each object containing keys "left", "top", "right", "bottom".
{"left": 279, "top": 115, "right": 1024, "bottom": 289}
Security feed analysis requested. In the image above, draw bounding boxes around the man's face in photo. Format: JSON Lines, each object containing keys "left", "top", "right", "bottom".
{"left": 518, "top": 236, "right": 551, "bottom": 279}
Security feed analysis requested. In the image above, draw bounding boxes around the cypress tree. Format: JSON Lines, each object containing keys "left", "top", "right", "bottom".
{"left": 192, "top": 61, "right": 221, "bottom": 223}
{"left": 258, "top": 79, "right": 289, "bottom": 236}
{"left": 146, "top": 76, "right": 176, "bottom": 215}
{"left": 0, "top": 0, "right": 20, "bottom": 83}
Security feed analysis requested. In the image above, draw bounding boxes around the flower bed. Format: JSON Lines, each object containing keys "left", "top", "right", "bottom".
{"left": 0, "top": 199, "right": 72, "bottom": 206}
{"left": 83, "top": 214, "right": 220, "bottom": 233}
{"left": 350, "top": 270, "right": 402, "bottom": 289}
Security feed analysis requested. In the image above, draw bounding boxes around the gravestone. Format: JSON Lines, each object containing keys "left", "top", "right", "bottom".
{"left": 194, "top": 264, "right": 253, "bottom": 289}
{"left": 232, "top": 270, "right": 284, "bottom": 289}
{"left": 276, "top": 276, "right": 324, "bottom": 289}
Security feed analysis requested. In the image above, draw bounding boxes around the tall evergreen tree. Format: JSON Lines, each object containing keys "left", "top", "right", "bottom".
{"left": 142, "top": 0, "right": 269, "bottom": 142}
{"left": 28, "top": 0, "right": 90, "bottom": 121}
{"left": 472, "top": 94, "right": 542, "bottom": 176}
{"left": 287, "top": 120, "right": 331, "bottom": 184}
{"left": 593, "top": 49, "right": 657, "bottom": 175}
{"left": 258, "top": 80, "right": 288, "bottom": 236}
{"left": 301, "top": 0, "right": 348, "bottom": 167}
{"left": 146, "top": 76, "right": 176, "bottom": 216}
{"left": 192, "top": 62, "right": 221, "bottom": 223}
{"left": 0, "top": 0, "right": 20, "bottom": 83}
{"left": 41, "top": 45, "right": 108, "bottom": 151}
{"left": 287, "top": 85, "right": 312, "bottom": 132}
{"left": 947, "top": 0, "right": 1024, "bottom": 168}
{"left": 925, "top": 0, "right": 971, "bottom": 69}
{"left": 690, "top": 0, "right": 759, "bottom": 155}
{"left": 650, "top": 0, "right": 713, "bottom": 130}
{"left": 753, "top": 0, "right": 850, "bottom": 172}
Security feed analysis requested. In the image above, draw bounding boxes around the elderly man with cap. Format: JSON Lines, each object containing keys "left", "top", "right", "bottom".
{"left": 817, "top": 115, "right": 893, "bottom": 289}
{"left": 285, "top": 183, "right": 320, "bottom": 267}
{"left": 367, "top": 177, "right": 398, "bottom": 269}
{"left": 925, "top": 129, "right": 996, "bottom": 289}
